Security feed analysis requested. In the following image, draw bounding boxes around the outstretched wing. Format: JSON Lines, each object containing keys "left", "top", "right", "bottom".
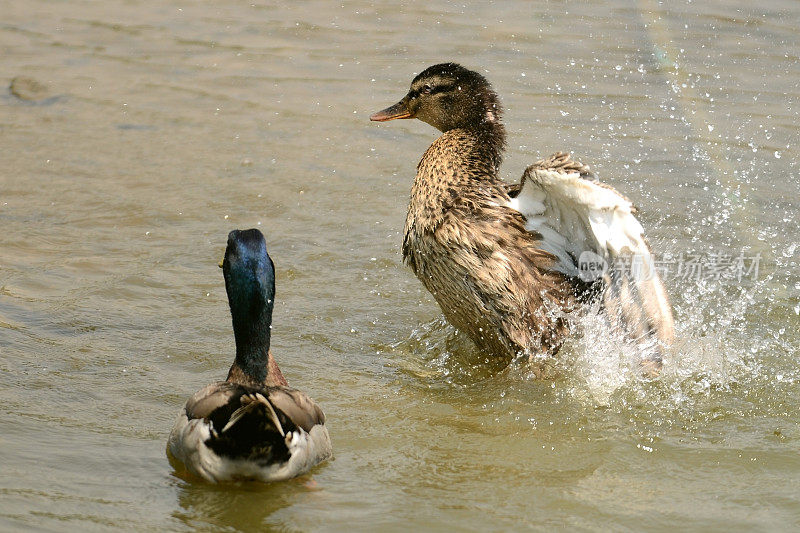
{"left": 508, "top": 152, "right": 674, "bottom": 360}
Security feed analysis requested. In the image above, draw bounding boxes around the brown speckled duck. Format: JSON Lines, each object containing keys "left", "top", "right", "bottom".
{"left": 370, "top": 63, "right": 674, "bottom": 374}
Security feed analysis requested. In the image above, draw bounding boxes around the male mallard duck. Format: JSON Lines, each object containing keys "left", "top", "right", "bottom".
{"left": 370, "top": 63, "right": 674, "bottom": 373}
{"left": 168, "top": 229, "right": 332, "bottom": 482}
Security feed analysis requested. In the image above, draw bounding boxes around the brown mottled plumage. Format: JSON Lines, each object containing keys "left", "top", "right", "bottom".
{"left": 371, "top": 63, "right": 674, "bottom": 372}
{"left": 402, "top": 127, "right": 577, "bottom": 365}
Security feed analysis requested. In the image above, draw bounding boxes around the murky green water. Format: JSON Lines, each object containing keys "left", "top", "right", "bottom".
{"left": 2, "top": 1, "right": 799, "bottom": 530}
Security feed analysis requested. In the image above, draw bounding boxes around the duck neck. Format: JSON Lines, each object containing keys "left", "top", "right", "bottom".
{"left": 471, "top": 119, "right": 506, "bottom": 174}
{"left": 227, "top": 306, "right": 287, "bottom": 387}
{"left": 432, "top": 119, "right": 507, "bottom": 181}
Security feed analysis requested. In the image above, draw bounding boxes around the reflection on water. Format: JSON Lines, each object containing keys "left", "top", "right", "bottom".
{"left": 172, "top": 472, "right": 326, "bottom": 531}
{"left": 1, "top": 0, "right": 799, "bottom": 530}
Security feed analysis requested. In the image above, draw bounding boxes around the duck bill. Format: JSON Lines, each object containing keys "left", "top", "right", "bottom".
{"left": 369, "top": 100, "right": 413, "bottom": 121}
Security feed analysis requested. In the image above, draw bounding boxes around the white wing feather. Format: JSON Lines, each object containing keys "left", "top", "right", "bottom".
{"left": 509, "top": 154, "right": 674, "bottom": 357}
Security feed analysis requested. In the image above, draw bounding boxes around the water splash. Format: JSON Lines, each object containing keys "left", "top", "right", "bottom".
{"left": 388, "top": 261, "right": 795, "bottom": 423}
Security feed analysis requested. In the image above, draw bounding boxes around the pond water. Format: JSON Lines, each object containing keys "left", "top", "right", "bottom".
{"left": 1, "top": 0, "right": 799, "bottom": 530}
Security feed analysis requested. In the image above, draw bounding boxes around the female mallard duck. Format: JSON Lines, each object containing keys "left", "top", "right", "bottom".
{"left": 167, "top": 229, "right": 332, "bottom": 482}
{"left": 370, "top": 63, "right": 674, "bottom": 373}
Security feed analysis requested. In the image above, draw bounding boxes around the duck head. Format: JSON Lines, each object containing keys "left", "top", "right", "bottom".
{"left": 222, "top": 228, "right": 275, "bottom": 379}
{"left": 370, "top": 63, "right": 503, "bottom": 132}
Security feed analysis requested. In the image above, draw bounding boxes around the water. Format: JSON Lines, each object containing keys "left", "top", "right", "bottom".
{"left": 1, "top": 0, "right": 799, "bottom": 530}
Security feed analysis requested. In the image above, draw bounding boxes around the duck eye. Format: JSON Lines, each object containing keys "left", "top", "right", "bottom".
{"left": 422, "top": 84, "right": 432, "bottom": 95}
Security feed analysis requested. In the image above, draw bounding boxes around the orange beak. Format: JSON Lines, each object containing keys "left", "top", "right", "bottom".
{"left": 369, "top": 100, "right": 413, "bottom": 122}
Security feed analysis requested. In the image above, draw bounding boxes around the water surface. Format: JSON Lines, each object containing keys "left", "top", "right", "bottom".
{"left": 1, "top": 1, "right": 799, "bottom": 530}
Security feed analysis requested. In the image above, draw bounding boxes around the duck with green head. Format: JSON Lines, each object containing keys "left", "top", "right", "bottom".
{"left": 371, "top": 63, "right": 674, "bottom": 374}
{"left": 168, "top": 229, "right": 332, "bottom": 482}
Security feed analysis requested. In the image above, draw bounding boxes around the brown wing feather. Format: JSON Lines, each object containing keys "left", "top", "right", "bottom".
{"left": 267, "top": 388, "right": 326, "bottom": 432}
{"left": 184, "top": 381, "right": 325, "bottom": 434}
{"left": 185, "top": 382, "right": 239, "bottom": 419}
{"left": 528, "top": 151, "right": 594, "bottom": 178}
